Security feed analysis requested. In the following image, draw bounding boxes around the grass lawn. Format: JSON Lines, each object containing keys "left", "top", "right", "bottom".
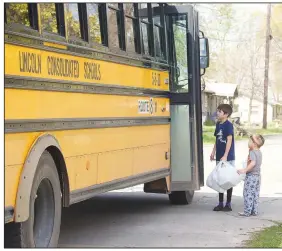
{"left": 252, "top": 127, "right": 282, "bottom": 135}
{"left": 202, "top": 125, "right": 282, "bottom": 144}
{"left": 202, "top": 126, "right": 216, "bottom": 144}
{"left": 202, "top": 126, "right": 248, "bottom": 144}
{"left": 245, "top": 222, "right": 282, "bottom": 248}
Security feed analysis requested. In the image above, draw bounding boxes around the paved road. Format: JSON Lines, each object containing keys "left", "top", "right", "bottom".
{"left": 58, "top": 135, "right": 282, "bottom": 248}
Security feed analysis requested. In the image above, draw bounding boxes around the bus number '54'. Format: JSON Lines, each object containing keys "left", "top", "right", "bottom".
{"left": 152, "top": 72, "right": 161, "bottom": 86}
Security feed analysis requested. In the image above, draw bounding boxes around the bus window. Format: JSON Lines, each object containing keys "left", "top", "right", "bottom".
{"left": 154, "top": 25, "right": 161, "bottom": 57}
{"left": 40, "top": 3, "right": 59, "bottom": 34}
{"left": 65, "top": 4, "right": 82, "bottom": 40}
{"left": 107, "top": 4, "right": 124, "bottom": 50}
{"left": 139, "top": 4, "right": 151, "bottom": 56}
{"left": 124, "top": 3, "right": 134, "bottom": 16}
{"left": 171, "top": 15, "right": 189, "bottom": 93}
{"left": 87, "top": 4, "right": 102, "bottom": 44}
{"left": 109, "top": 3, "right": 119, "bottom": 9}
{"left": 5, "top": 3, "right": 30, "bottom": 27}
{"left": 123, "top": 4, "right": 138, "bottom": 53}
{"left": 152, "top": 4, "right": 166, "bottom": 59}
{"left": 141, "top": 22, "right": 149, "bottom": 55}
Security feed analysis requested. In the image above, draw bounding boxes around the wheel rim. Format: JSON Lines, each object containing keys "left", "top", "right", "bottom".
{"left": 33, "top": 178, "right": 55, "bottom": 247}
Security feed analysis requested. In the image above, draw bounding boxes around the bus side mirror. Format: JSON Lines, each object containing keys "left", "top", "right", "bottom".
{"left": 200, "top": 37, "right": 209, "bottom": 69}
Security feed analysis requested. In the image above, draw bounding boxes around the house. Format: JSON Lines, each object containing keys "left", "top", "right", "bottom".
{"left": 201, "top": 80, "right": 282, "bottom": 126}
{"left": 201, "top": 81, "right": 238, "bottom": 123}
{"left": 273, "top": 94, "right": 282, "bottom": 122}
{"left": 273, "top": 102, "right": 282, "bottom": 122}
{"left": 233, "top": 88, "right": 282, "bottom": 126}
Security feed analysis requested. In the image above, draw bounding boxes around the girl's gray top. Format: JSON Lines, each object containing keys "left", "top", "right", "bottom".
{"left": 248, "top": 149, "right": 262, "bottom": 175}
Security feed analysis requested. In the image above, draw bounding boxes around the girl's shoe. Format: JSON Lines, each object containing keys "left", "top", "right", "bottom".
{"left": 238, "top": 212, "right": 250, "bottom": 217}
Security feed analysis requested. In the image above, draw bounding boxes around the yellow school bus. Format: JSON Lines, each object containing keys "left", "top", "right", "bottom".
{"left": 4, "top": 3, "right": 209, "bottom": 247}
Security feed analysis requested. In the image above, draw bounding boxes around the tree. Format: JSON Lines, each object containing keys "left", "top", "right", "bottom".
{"left": 5, "top": 3, "right": 30, "bottom": 26}
{"left": 196, "top": 4, "right": 236, "bottom": 82}
{"left": 235, "top": 11, "right": 266, "bottom": 124}
{"left": 40, "top": 3, "right": 60, "bottom": 33}
{"left": 64, "top": 4, "right": 81, "bottom": 38}
{"left": 6, "top": 3, "right": 103, "bottom": 43}
{"left": 270, "top": 4, "right": 282, "bottom": 99}
{"left": 247, "top": 45, "right": 264, "bottom": 123}
{"left": 87, "top": 4, "right": 102, "bottom": 44}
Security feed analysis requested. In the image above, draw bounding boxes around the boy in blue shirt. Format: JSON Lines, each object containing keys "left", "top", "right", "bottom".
{"left": 210, "top": 104, "right": 235, "bottom": 212}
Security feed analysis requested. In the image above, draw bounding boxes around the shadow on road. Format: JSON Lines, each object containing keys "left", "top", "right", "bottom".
{"left": 58, "top": 191, "right": 282, "bottom": 248}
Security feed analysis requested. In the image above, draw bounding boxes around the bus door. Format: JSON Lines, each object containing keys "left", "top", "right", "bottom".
{"left": 165, "top": 5, "right": 205, "bottom": 191}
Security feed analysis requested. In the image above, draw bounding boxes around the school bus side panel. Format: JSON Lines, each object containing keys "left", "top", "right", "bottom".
{"left": 5, "top": 125, "right": 170, "bottom": 208}
{"left": 5, "top": 43, "right": 171, "bottom": 210}
{"left": 5, "top": 89, "right": 170, "bottom": 120}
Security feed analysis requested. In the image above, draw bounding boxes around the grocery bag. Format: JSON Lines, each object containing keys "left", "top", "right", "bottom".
{"left": 206, "top": 164, "right": 226, "bottom": 193}
{"left": 217, "top": 161, "right": 243, "bottom": 190}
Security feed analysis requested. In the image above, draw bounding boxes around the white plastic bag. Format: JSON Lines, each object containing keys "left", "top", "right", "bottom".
{"left": 206, "top": 164, "right": 226, "bottom": 193}
{"left": 217, "top": 161, "right": 243, "bottom": 190}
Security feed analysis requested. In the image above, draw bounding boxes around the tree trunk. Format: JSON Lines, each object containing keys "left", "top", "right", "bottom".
{"left": 248, "top": 85, "right": 255, "bottom": 125}
{"left": 263, "top": 3, "right": 272, "bottom": 129}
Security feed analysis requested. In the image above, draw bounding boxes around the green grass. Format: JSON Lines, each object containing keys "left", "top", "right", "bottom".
{"left": 252, "top": 127, "right": 282, "bottom": 135}
{"left": 202, "top": 125, "right": 282, "bottom": 144}
{"left": 202, "top": 126, "right": 248, "bottom": 144}
{"left": 202, "top": 126, "right": 215, "bottom": 144}
{"left": 245, "top": 223, "right": 282, "bottom": 248}
{"left": 202, "top": 133, "right": 215, "bottom": 144}
{"left": 203, "top": 126, "right": 216, "bottom": 133}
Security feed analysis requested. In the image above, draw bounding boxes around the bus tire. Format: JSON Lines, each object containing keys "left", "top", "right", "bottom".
{"left": 168, "top": 190, "right": 194, "bottom": 205}
{"left": 5, "top": 151, "right": 62, "bottom": 248}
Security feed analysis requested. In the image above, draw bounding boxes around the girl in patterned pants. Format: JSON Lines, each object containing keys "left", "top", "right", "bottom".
{"left": 237, "top": 134, "right": 265, "bottom": 217}
{"left": 243, "top": 174, "right": 261, "bottom": 216}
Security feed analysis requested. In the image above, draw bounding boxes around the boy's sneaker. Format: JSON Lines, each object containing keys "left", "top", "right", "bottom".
{"left": 223, "top": 203, "right": 232, "bottom": 212}
{"left": 213, "top": 204, "right": 224, "bottom": 211}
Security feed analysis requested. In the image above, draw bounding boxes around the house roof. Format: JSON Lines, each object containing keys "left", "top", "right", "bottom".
{"left": 204, "top": 82, "right": 238, "bottom": 97}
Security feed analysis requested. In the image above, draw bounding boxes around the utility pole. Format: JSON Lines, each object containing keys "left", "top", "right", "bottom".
{"left": 263, "top": 3, "right": 271, "bottom": 129}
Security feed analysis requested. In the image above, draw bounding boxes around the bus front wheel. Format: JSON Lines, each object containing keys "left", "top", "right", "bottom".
{"left": 168, "top": 190, "right": 194, "bottom": 205}
{"left": 5, "top": 151, "right": 62, "bottom": 248}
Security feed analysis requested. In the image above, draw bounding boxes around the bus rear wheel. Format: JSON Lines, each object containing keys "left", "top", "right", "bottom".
{"left": 168, "top": 190, "right": 194, "bottom": 205}
{"left": 5, "top": 151, "right": 62, "bottom": 248}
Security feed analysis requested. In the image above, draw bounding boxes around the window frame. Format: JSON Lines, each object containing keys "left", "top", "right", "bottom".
{"left": 79, "top": 4, "right": 88, "bottom": 42}
{"left": 99, "top": 4, "right": 108, "bottom": 47}
{"left": 29, "top": 4, "right": 39, "bottom": 30}
{"left": 4, "top": 3, "right": 170, "bottom": 69}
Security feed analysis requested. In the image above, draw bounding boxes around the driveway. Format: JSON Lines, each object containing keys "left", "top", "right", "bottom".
{"left": 58, "top": 135, "right": 282, "bottom": 247}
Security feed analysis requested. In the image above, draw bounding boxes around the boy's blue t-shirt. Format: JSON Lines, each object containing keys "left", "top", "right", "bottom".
{"left": 214, "top": 120, "right": 235, "bottom": 161}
